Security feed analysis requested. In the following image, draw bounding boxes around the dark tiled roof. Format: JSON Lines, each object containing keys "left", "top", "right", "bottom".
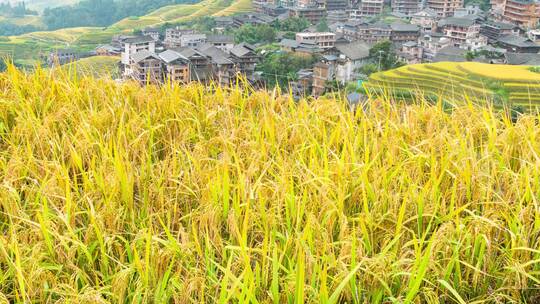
{"left": 390, "top": 23, "right": 420, "bottom": 32}
{"left": 207, "top": 35, "right": 234, "bottom": 44}
{"left": 438, "top": 17, "right": 476, "bottom": 27}
{"left": 335, "top": 41, "right": 370, "bottom": 60}
{"left": 505, "top": 52, "right": 540, "bottom": 65}
{"left": 197, "top": 45, "right": 234, "bottom": 65}
{"left": 158, "top": 49, "right": 188, "bottom": 64}
{"left": 124, "top": 36, "right": 155, "bottom": 44}
{"left": 132, "top": 50, "right": 161, "bottom": 63}
{"left": 497, "top": 34, "right": 538, "bottom": 47}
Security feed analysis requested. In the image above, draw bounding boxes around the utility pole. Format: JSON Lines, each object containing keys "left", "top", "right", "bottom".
{"left": 378, "top": 50, "right": 384, "bottom": 72}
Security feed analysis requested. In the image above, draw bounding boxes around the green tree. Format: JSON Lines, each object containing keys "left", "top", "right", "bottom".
{"left": 369, "top": 40, "right": 404, "bottom": 71}
{"left": 278, "top": 17, "right": 310, "bottom": 32}
{"left": 258, "top": 52, "right": 319, "bottom": 88}
{"left": 316, "top": 19, "right": 330, "bottom": 32}
{"left": 234, "top": 24, "right": 276, "bottom": 44}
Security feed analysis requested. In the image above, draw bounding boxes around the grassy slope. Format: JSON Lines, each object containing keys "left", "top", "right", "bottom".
{"left": 366, "top": 61, "right": 540, "bottom": 109}
{"left": 0, "top": 0, "right": 252, "bottom": 66}
{"left": 0, "top": 66, "right": 539, "bottom": 303}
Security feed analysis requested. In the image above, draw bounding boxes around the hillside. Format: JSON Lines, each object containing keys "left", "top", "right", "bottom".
{"left": 365, "top": 62, "right": 540, "bottom": 111}
{"left": 0, "top": 0, "right": 252, "bottom": 66}
{"left": 0, "top": 65, "right": 539, "bottom": 303}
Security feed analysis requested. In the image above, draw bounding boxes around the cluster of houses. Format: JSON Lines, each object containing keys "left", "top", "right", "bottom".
{"left": 47, "top": 0, "right": 540, "bottom": 97}
{"left": 101, "top": 30, "right": 261, "bottom": 87}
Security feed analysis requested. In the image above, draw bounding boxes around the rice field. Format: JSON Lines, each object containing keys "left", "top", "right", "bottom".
{"left": 0, "top": 64, "right": 539, "bottom": 303}
{"left": 0, "top": 0, "right": 250, "bottom": 67}
{"left": 366, "top": 62, "right": 540, "bottom": 110}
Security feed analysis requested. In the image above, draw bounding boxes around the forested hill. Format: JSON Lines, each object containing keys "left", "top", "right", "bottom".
{"left": 42, "top": 0, "right": 200, "bottom": 30}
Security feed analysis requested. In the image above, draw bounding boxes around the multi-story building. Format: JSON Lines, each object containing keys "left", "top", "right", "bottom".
{"left": 198, "top": 44, "right": 236, "bottom": 86}
{"left": 427, "top": 0, "right": 464, "bottom": 17}
{"left": 437, "top": 17, "right": 481, "bottom": 47}
{"left": 180, "top": 34, "right": 207, "bottom": 48}
{"left": 391, "top": 0, "right": 421, "bottom": 14}
{"left": 164, "top": 28, "right": 195, "bottom": 48}
{"left": 174, "top": 47, "right": 212, "bottom": 82}
{"left": 296, "top": 32, "right": 336, "bottom": 49}
{"left": 121, "top": 36, "right": 156, "bottom": 67}
{"left": 142, "top": 27, "right": 160, "bottom": 41}
{"left": 453, "top": 4, "right": 482, "bottom": 17}
{"left": 47, "top": 49, "right": 77, "bottom": 67}
{"left": 480, "top": 20, "right": 520, "bottom": 42}
{"left": 411, "top": 8, "right": 439, "bottom": 32}
{"left": 289, "top": 7, "right": 327, "bottom": 24}
{"left": 390, "top": 23, "right": 421, "bottom": 42}
{"left": 129, "top": 50, "right": 163, "bottom": 85}
{"left": 229, "top": 43, "right": 260, "bottom": 82}
{"left": 207, "top": 35, "right": 235, "bottom": 52}
{"left": 351, "top": 0, "right": 384, "bottom": 17}
{"left": 158, "top": 50, "right": 191, "bottom": 83}
{"left": 355, "top": 22, "right": 392, "bottom": 43}
{"left": 324, "top": 0, "right": 349, "bottom": 10}
{"left": 312, "top": 61, "right": 333, "bottom": 97}
{"left": 419, "top": 33, "right": 452, "bottom": 61}
{"left": 327, "top": 10, "right": 349, "bottom": 22}
{"left": 491, "top": 0, "right": 506, "bottom": 15}
{"left": 496, "top": 34, "right": 540, "bottom": 52}
{"left": 233, "top": 13, "right": 276, "bottom": 27}
{"left": 253, "top": 0, "right": 274, "bottom": 12}
{"left": 502, "top": 0, "right": 540, "bottom": 28}
{"left": 398, "top": 41, "right": 424, "bottom": 63}
{"left": 261, "top": 3, "right": 289, "bottom": 16}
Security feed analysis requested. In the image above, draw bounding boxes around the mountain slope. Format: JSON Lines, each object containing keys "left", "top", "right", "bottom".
{"left": 0, "top": 0, "right": 252, "bottom": 66}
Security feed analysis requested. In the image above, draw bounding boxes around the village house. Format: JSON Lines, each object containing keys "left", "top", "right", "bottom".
{"left": 233, "top": 13, "right": 276, "bottom": 27}
{"left": 214, "top": 16, "right": 234, "bottom": 30}
{"left": 290, "top": 69, "right": 314, "bottom": 99}
{"left": 437, "top": 17, "right": 483, "bottom": 49}
{"left": 47, "top": 49, "right": 77, "bottom": 67}
{"left": 351, "top": 0, "right": 384, "bottom": 17}
{"left": 158, "top": 50, "right": 191, "bottom": 83}
{"left": 229, "top": 43, "right": 260, "bottom": 81}
{"left": 198, "top": 44, "right": 236, "bottom": 86}
{"left": 326, "top": 0, "right": 348, "bottom": 10}
{"left": 164, "top": 28, "right": 195, "bottom": 48}
{"left": 333, "top": 41, "right": 371, "bottom": 83}
{"left": 496, "top": 34, "right": 540, "bottom": 52}
{"left": 502, "top": 0, "right": 540, "bottom": 28}
{"left": 426, "top": 0, "right": 464, "bottom": 17}
{"left": 453, "top": 4, "right": 483, "bottom": 17}
{"left": 95, "top": 45, "right": 122, "bottom": 56}
{"left": 207, "top": 35, "right": 235, "bottom": 52}
{"left": 312, "top": 61, "right": 334, "bottom": 97}
{"left": 411, "top": 8, "right": 439, "bottom": 32}
{"left": 480, "top": 20, "right": 520, "bottom": 42}
{"left": 390, "top": 23, "right": 420, "bottom": 43}
{"left": 419, "top": 33, "right": 452, "bottom": 61}
{"left": 327, "top": 10, "right": 349, "bottom": 23}
{"left": 295, "top": 32, "right": 336, "bottom": 49}
{"left": 180, "top": 34, "right": 207, "bottom": 48}
{"left": 391, "top": 0, "right": 422, "bottom": 15}
{"left": 129, "top": 50, "right": 163, "bottom": 85}
{"left": 288, "top": 7, "right": 327, "bottom": 24}
{"left": 279, "top": 38, "right": 324, "bottom": 56}
{"left": 173, "top": 47, "right": 212, "bottom": 82}
{"left": 121, "top": 36, "right": 156, "bottom": 67}
{"left": 355, "top": 22, "right": 392, "bottom": 44}
{"left": 261, "top": 3, "right": 288, "bottom": 16}
{"left": 142, "top": 27, "right": 160, "bottom": 41}
{"left": 398, "top": 41, "right": 424, "bottom": 64}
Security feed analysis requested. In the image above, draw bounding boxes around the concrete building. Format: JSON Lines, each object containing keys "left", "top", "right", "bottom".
{"left": 391, "top": 0, "right": 422, "bottom": 14}
{"left": 502, "top": 0, "right": 540, "bottom": 28}
{"left": 437, "top": 17, "right": 481, "bottom": 48}
{"left": 207, "top": 35, "right": 235, "bottom": 52}
{"left": 180, "top": 34, "right": 207, "bottom": 48}
{"left": 296, "top": 32, "right": 336, "bottom": 49}
{"left": 419, "top": 33, "right": 452, "bottom": 61}
{"left": 142, "top": 27, "right": 160, "bottom": 41}
{"left": 411, "top": 8, "right": 439, "bottom": 32}
{"left": 164, "top": 28, "right": 195, "bottom": 48}
{"left": 289, "top": 7, "right": 327, "bottom": 24}
{"left": 426, "top": 0, "right": 464, "bottom": 17}
{"left": 351, "top": 0, "right": 384, "bottom": 17}
{"left": 121, "top": 36, "right": 156, "bottom": 66}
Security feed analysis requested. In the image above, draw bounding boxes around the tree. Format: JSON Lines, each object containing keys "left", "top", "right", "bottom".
{"left": 316, "top": 19, "right": 330, "bottom": 32}
{"left": 369, "top": 40, "right": 404, "bottom": 71}
{"left": 278, "top": 17, "right": 310, "bottom": 32}
{"left": 258, "top": 52, "right": 319, "bottom": 88}
{"left": 234, "top": 24, "right": 276, "bottom": 44}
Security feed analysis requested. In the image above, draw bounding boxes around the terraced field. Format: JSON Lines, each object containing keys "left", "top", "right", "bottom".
{"left": 366, "top": 62, "right": 540, "bottom": 110}
{"left": 55, "top": 55, "right": 121, "bottom": 78}
{"left": 1, "top": 0, "right": 252, "bottom": 67}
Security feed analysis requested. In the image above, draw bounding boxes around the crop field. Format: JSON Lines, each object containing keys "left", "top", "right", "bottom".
{"left": 0, "top": 15, "right": 45, "bottom": 28}
{"left": 54, "top": 56, "right": 121, "bottom": 78}
{"left": 0, "top": 0, "right": 249, "bottom": 68}
{"left": 0, "top": 64, "right": 539, "bottom": 303}
{"left": 366, "top": 62, "right": 540, "bottom": 110}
